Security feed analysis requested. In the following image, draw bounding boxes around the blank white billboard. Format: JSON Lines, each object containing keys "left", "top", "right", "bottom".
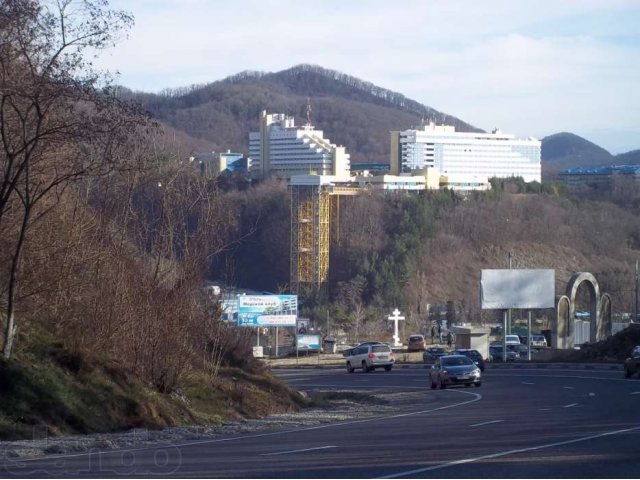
{"left": 481, "top": 269, "right": 555, "bottom": 309}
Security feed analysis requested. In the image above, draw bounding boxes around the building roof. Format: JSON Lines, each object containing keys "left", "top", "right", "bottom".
{"left": 560, "top": 165, "right": 640, "bottom": 176}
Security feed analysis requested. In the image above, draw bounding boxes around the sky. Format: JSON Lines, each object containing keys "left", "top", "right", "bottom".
{"left": 96, "top": 0, "right": 640, "bottom": 154}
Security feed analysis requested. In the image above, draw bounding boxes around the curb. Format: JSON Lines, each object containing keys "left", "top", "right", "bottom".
{"left": 269, "top": 362, "right": 623, "bottom": 371}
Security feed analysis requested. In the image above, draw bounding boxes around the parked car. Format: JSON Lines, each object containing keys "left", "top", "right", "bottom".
{"left": 423, "top": 346, "right": 448, "bottom": 364}
{"left": 453, "top": 349, "right": 486, "bottom": 372}
{"left": 529, "top": 334, "right": 548, "bottom": 348}
{"left": 507, "top": 343, "right": 529, "bottom": 358}
{"left": 407, "top": 334, "right": 426, "bottom": 352}
{"left": 504, "top": 334, "right": 522, "bottom": 345}
{"left": 345, "top": 343, "right": 395, "bottom": 373}
{"left": 429, "top": 354, "right": 482, "bottom": 389}
{"left": 489, "top": 345, "right": 518, "bottom": 362}
{"left": 624, "top": 345, "right": 640, "bottom": 378}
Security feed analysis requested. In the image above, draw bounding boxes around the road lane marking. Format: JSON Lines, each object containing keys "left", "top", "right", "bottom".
{"left": 522, "top": 381, "right": 535, "bottom": 385}
{"left": 631, "top": 392, "right": 640, "bottom": 395}
{"left": 563, "top": 386, "right": 574, "bottom": 389}
{"left": 260, "top": 446, "right": 336, "bottom": 456}
{"left": 4, "top": 389, "right": 481, "bottom": 464}
{"left": 469, "top": 420, "right": 503, "bottom": 427}
{"left": 563, "top": 403, "right": 580, "bottom": 408}
{"left": 378, "top": 424, "right": 640, "bottom": 478}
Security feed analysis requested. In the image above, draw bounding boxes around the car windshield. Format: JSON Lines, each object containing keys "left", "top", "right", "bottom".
{"left": 372, "top": 345, "right": 391, "bottom": 353}
{"left": 442, "top": 356, "right": 473, "bottom": 367}
{"left": 410, "top": 336, "right": 423, "bottom": 342}
{"left": 428, "top": 347, "right": 445, "bottom": 353}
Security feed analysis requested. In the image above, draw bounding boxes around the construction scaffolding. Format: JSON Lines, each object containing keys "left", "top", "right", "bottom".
{"left": 290, "top": 181, "right": 362, "bottom": 297}
{"left": 290, "top": 184, "right": 330, "bottom": 296}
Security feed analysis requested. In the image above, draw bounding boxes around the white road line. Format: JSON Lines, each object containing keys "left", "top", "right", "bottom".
{"left": 5, "top": 390, "right": 481, "bottom": 464}
{"left": 522, "top": 381, "right": 535, "bottom": 385}
{"left": 563, "top": 386, "right": 575, "bottom": 389}
{"left": 378, "top": 424, "right": 640, "bottom": 479}
{"left": 563, "top": 403, "right": 579, "bottom": 408}
{"left": 260, "top": 445, "right": 336, "bottom": 456}
{"left": 538, "top": 408, "right": 551, "bottom": 411}
{"left": 469, "top": 420, "right": 503, "bottom": 427}
{"left": 631, "top": 392, "right": 640, "bottom": 395}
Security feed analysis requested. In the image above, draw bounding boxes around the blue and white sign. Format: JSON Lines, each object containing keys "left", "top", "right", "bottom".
{"left": 237, "top": 295, "right": 298, "bottom": 327}
{"left": 296, "top": 334, "right": 321, "bottom": 351}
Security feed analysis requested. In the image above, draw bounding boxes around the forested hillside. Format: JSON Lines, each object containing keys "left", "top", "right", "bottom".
{"left": 0, "top": 0, "right": 303, "bottom": 439}
{"left": 124, "top": 64, "right": 479, "bottom": 165}
{"left": 215, "top": 179, "right": 640, "bottom": 338}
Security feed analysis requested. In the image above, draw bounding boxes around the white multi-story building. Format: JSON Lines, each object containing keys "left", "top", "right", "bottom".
{"left": 390, "top": 122, "right": 541, "bottom": 190}
{"left": 249, "top": 111, "right": 350, "bottom": 179}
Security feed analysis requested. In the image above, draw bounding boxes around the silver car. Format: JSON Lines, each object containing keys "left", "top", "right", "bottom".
{"left": 346, "top": 343, "right": 395, "bottom": 373}
{"left": 429, "top": 354, "right": 482, "bottom": 388}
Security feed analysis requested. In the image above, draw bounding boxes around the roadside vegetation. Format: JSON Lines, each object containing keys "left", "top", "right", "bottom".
{"left": 0, "top": 0, "right": 305, "bottom": 440}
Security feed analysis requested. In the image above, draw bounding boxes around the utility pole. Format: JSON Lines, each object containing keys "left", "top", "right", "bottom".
{"left": 633, "top": 260, "right": 639, "bottom": 323}
{"left": 508, "top": 251, "right": 512, "bottom": 333}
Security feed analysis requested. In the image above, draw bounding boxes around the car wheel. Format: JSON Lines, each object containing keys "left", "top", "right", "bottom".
{"left": 362, "top": 361, "right": 370, "bottom": 372}
{"left": 346, "top": 362, "right": 354, "bottom": 373}
{"left": 384, "top": 365, "right": 392, "bottom": 371}
{"left": 475, "top": 381, "right": 482, "bottom": 387}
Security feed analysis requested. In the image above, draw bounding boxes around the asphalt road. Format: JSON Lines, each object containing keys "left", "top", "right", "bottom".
{"left": 2, "top": 365, "right": 640, "bottom": 478}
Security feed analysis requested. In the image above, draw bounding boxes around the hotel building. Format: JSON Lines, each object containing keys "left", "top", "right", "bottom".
{"left": 249, "top": 111, "right": 350, "bottom": 179}
{"left": 390, "top": 122, "right": 541, "bottom": 190}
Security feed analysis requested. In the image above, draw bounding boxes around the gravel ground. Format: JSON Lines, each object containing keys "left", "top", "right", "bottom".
{"left": 0, "top": 390, "right": 419, "bottom": 460}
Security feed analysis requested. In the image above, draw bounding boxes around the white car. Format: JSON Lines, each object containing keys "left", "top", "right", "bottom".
{"left": 504, "top": 334, "right": 521, "bottom": 345}
{"left": 345, "top": 343, "right": 395, "bottom": 373}
{"left": 529, "top": 334, "right": 548, "bottom": 348}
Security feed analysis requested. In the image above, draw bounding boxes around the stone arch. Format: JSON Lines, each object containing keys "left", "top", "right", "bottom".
{"left": 556, "top": 295, "right": 571, "bottom": 349}
{"left": 598, "top": 293, "right": 612, "bottom": 341}
{"left": 566, "top": 272, "right": 600, "bottom": 347}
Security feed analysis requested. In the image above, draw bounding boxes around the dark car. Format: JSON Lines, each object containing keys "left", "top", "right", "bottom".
{"left": 453, "top": 349, "right": 486, "bottom": 372}
{"left": 624, "top": 345, "right": 640, "bottom": 378}
{"left": 507, "top": 343, "right": 529, "bottom": 358}
{"left": 423, "top": 346, "right": 448, "bottom": 363}
{"left": 429, "top": 354, "right": 481, "bottom": 389}
{"left": 489, "top": 345, "right": 518, "bottom": 362}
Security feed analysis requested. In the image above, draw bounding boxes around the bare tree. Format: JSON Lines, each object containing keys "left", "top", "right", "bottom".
{"left": 0, "top": 0, "right": 144, "bottom": 358}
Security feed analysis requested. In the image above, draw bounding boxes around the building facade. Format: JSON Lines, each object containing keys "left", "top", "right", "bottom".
{"left": 390, "top": 122, "right": 541, "bottom": 187}
{"left": 249, "top": 111, "right": 350, "bottom": 179}
{"left": 559, "top": 165, "right": 640, "bottom": 193}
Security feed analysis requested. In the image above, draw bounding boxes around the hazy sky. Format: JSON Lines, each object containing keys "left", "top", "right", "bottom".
{"left": 97, "top": 0, "right": 640, "bottom": 154}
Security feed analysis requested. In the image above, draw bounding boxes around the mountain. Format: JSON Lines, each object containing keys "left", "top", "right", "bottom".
{"left": 541, "top": 132, "right": 613, "bottom": 177}
{"left": 124, "top": 64, "right": 480, "bottom": 165}
{"left": 614, "top": 150, "right": 640, "bottom": 165}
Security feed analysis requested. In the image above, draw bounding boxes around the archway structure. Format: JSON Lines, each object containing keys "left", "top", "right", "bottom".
{"left": 555, "top": 272, "right": 612, "bottom": 348}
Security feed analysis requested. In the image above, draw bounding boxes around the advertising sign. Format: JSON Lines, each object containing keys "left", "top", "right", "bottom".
{"left": 220, "top": 298, "right": 238, "bottom": 323}
{"left": 297, "top": 318, "right": 310, "bottom": 334}
{"left": 296, "top": 334, "right": 321, "bottom": 351}
{"left": 481, "top": 269, "right": 555, "bottom": 309}
{"left": 237, "top": 295, "right": 298, "bottom": 327}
